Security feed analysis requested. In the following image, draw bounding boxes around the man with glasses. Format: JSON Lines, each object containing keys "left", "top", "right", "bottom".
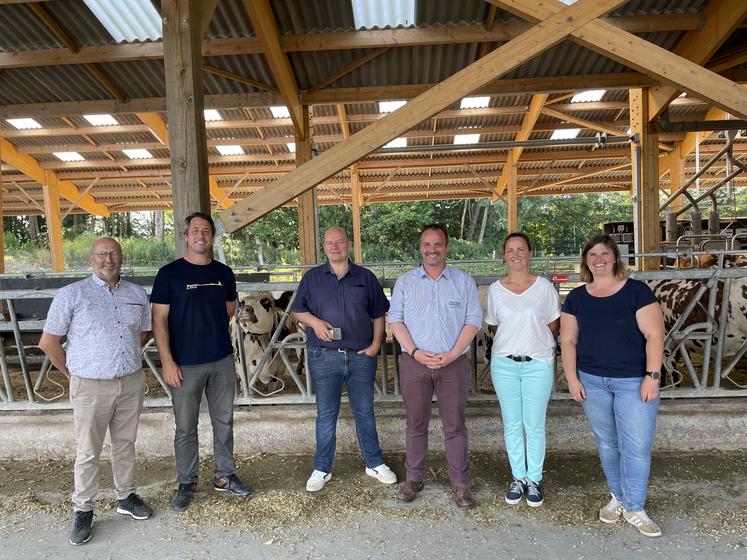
{"left": 40, "top": 237, "right": 152, "bottom": 545}
{"left": 388, "top": 224, "right": 482, "bottom": 508}
{"left": 292, "top": 226, "right": 396, "bottom": 492}
{"left": 151, "top": 212, "right": 251, "bottom": 512}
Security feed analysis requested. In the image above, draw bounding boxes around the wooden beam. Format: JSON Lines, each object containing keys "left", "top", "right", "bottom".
{"left": 41, "top": 170, "right": 64, "bottom": 272}
{"left": 136, "top": 113, "right": 170, "bottom": 145}
{"left": 308, "top": 47, "right": 390, "bottom": 94}
{"left": 646, "top": 0, "right": 747, "bottom": 120}
{"left": 338, "top": 104, "right": 363, "bottom": 262}
{"left": 541, "top": 106, "right": 625, "bottom": 137}
{"left": 668, "top": 147, "right": 686, "bottom": 213}
{"left": 0, "top": 138, "right": 109, "bottom": 215}
{"left": 217, "top": 0, "right": 629, "bottom": 232}
{"left": 202, "top": 64, "right": 280, "bottom": 94}
{"left": 0, "top": 74, "right": 662, "bottom": 119}
{"left": 295, "top": 106, "right": 318, "bottom": 265}
{"left": 163, "top": 0, "right": 211, "bottom": 257}
{"left": 209, "top": 176, "right": 235, "bottom": 209}
{"left": 506, "top": 161, "right": 518, "bottom": 232}
{"left": 201, "top": 0, "right": 219, "bottom": 36}
{"left": 708, "top": 46, "right": 747, "bottom": 74}
{"left": 0, "top": 14, "right": 704, "bottom": 70}
{"left": 629, "top": 88, "right": 660, "bottom": 271}
{"left": 488, "top": 0, "right": 747, "bottom": 120}
{"left": 243, "top": 0, "right": 305, "bottom": 139}
{"left": 494, "top": 93, "right": 548, "bottom": 199}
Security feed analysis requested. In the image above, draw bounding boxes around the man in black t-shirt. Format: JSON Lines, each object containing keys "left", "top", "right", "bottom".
{"left": 151, "top": 212, "right": 252, "bottom": 512}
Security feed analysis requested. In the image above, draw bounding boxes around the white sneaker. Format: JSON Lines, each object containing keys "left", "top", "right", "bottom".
{"left": 306, "top": 470, "right": 331, "bottom": 492}
{"left": 365, "top": 464, "right": 397, "bottom": 485}
{"left": 623, "top": 509, "right": 662, "bottom": 537}
{"left": 599, "top": 494, "right": 623, "bottom": 524}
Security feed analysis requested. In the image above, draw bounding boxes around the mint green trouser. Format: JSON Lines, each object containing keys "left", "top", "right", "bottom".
{"left": 490, "top": 356, "right": 553, "bottom": 482}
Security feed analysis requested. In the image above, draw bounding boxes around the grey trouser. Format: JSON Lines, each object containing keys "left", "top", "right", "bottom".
{"left": 171, "top": 355, "right": 236, "bottom": 483}
{"left": 70, "top": 369, "right": 145, "bottom": 512}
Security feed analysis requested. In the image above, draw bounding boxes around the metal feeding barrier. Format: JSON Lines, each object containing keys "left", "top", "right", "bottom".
{"left": 0, "top": 250, "right": 746, "bottom": 410}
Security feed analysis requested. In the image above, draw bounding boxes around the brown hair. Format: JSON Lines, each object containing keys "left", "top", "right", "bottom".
{"left": 579, "top": 234, "right": 628, "bottom": 283}
{"left": 502, "top": 231, "right": 532, "bottom": 253}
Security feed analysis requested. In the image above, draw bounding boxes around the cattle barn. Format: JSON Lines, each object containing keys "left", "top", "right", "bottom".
{"left": 0, "top": 0, "right": 746, "bottom": 411}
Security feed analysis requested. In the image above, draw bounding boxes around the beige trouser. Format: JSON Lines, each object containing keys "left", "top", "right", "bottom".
{"left": 70, "top": 369, "right": 145, "bottom": 512}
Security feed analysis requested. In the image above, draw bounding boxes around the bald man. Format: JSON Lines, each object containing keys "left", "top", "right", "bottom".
{"left": 40, "top": 237, "right": 152, "bottom": 546}
{"left": 292, "top": 227, "right": 396, "bottom": 492}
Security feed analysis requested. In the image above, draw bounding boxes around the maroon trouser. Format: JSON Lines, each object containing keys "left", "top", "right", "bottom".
{"left": 399, "top": 353, "right": 470, "bottom": 486}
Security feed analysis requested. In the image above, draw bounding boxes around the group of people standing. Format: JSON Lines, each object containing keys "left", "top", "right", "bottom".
{"left": 40, "top": 216, "right": 666, "bottom": 546}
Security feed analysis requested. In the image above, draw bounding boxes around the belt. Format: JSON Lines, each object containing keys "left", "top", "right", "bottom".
{"left": 506, "top": 355, "right": 533, "bottom": 362}
{"left": 337, "top": 348, "right": 356, "bottom": 353}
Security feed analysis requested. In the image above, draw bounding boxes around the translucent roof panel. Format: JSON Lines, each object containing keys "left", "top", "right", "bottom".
{"left": 83, "top": 0, "right": 162, "bottom": 43}
{"left": 352, "top": 0, "right": 415, "bottom": 29}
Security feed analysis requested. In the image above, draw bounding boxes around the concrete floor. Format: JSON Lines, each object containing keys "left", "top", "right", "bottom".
{"left": 0, "top": 450, "right": 745, "bottom": 560}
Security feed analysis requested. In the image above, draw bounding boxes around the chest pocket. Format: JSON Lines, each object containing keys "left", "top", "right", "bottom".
{"left": 119, "top": 301, "right": 145, "bottom": 330}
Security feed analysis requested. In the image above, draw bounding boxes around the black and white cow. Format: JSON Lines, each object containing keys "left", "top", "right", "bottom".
{"left": 230, "top": 291, "right": 292, "bottom": 387}
{"left": 646, "top": 254, "right": 747, "bottom": 372}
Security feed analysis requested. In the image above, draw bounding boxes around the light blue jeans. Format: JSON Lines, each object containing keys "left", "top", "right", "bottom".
{"left": 579, "top": 370, "right": 659, "bottom": 512}
{"left": 491, "top": 356, "right": 554, "bottom": 482}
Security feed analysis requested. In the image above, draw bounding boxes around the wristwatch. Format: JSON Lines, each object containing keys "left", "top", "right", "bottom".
{"left": 410, "top": 347, "right": 419, "bottom": 358}
{"left": 646, "top": 370, "right": 661, "bottom": 381}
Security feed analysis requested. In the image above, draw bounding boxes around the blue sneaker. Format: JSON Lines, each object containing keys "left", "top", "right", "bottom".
{"left": 214, "top": 473, "right": 252, "bottom": 497}
{"left": 505, "top": 477, "right": 526, "bottom": 505}
{"left": 525, "top": 479, "right": 544, "bottom": 507}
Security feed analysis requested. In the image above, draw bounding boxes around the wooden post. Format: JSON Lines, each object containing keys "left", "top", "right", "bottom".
{"left": 350, "top": 165, "right": 363, "bottom": 263}
{"left": 506, "top": 160, "right": 518, "bottom": 233}
{"left": 629, "top": 88, "right": 660, "bottom": 271}
{"left": 295, "top": 106, "right": 318, "bottom": 265}
{"left": 42, "top": 170, "right": 64, "bottom": 272}
{"left": 162, "top": 0, "right": 210, "bottom": 257}
{"left": 669, "top": 145, "right": 686, "bottom": 213}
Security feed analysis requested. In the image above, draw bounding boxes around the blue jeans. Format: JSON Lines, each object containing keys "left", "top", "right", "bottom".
{"left": 491, "top": 357, "right": 553, "bottom": 482}
{"left": 308, "top": 347, "right": 384, "bottom": 473}
{"left": 579, "top": 371, "right": 659, "bottom": 511}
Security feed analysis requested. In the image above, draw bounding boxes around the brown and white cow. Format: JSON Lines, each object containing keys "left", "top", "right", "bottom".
{"left": 230, "top": 291, "right": 287, "bottom": 388}
{"left": 646, "top": 254, "right": 747, "bottom": 374}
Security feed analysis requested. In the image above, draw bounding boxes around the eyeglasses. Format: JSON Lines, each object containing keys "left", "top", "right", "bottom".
{"left": 92, "top": 251, "right": 122, "bottom": 259}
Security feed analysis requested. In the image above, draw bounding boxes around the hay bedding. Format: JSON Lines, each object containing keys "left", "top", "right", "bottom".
{"left": 0, "top": 452, "right": 745, "bottom": 540}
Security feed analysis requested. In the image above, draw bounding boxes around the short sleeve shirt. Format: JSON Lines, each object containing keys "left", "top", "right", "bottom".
{"left": 291, "top": 260, "right": 389, "bottom": 350}
{"left": 150, "top": 258, "right": 237, "bottom": 366}
{"left": 44, "top": 275, "right": 151, "bottom": 379}
{"left": 484, "top": 276, "right": 560, "bottom": 363}
{"left": 561, "top": 278, "right": 658, "bottom": 378}
{"left": 388, "top": 265, "right": 483, "bottom": 355}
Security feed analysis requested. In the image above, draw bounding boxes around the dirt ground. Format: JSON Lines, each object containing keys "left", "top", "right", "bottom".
{"left": 0, "top": 450, "right": 745, "bottom": 560}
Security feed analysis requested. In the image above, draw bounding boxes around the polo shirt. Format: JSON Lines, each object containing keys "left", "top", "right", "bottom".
{"left": 291, "top": 260, "right": 389, "bottom": 351}
{"left": 44, "top": 275, "right": 151, "bottom": 379}
{"left": 388, "top": 265, "right": 482, "bottom": 355}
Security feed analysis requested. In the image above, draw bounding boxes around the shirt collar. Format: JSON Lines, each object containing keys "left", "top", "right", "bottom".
{"left": 90, "top": 273, "right": 120, "bottom": 291}
{"left": 323, "top": 259, "right": 354, "bottom": 278}
{"left": 416, "top": 265, "right": 449, "bottom": 281}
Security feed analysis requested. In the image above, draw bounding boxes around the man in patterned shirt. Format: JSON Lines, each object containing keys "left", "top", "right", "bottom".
{"left": 40, "top": 237, "right": 152, "bottom": 546}
{"left": 388, "top": 224, "right": 482, "bottom": 508}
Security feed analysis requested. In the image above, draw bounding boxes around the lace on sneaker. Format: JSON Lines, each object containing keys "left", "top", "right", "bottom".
{"left": 603, "top": 495, "right": 623, "bottom": 513}
{"left": 508, "top": 479, "right": 524, "bottom": 494}
{"left": 526, "top": 480, "right": 540, "bottom": 497}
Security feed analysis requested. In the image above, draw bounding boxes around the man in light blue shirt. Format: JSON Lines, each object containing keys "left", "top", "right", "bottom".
{"left": 388, "top": 224, "right": 482, "bottom": 508}
{"left": 40, "top": 237, "right": 152, "bottom": 546}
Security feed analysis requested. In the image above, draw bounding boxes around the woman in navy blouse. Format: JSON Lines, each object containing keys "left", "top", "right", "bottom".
{"left": 560, "top": 235, "right": 665, "bottom": 538}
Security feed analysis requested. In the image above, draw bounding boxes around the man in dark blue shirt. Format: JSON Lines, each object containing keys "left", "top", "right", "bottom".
{"left": 292, "top": 226, "right": 396, "bottom": 492}
{"left": 151, "top": 212, "right": 252, "bottom": 512}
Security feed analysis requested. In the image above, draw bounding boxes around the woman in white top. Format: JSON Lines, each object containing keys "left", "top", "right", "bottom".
{"left": 484, "top": 232, "right": 560, "bottom": 508}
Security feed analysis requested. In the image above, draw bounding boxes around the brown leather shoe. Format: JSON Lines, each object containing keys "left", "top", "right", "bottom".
{"left": 453, "top": 485, "right": 476, "bottom": 509}
{"left": 396, "top": 480, "right": 424, "bottom": 503}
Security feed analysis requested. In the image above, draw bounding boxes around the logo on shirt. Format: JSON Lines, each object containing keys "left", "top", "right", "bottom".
{"left": 186, "top": 281, "right": 224, "bottom": 290}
